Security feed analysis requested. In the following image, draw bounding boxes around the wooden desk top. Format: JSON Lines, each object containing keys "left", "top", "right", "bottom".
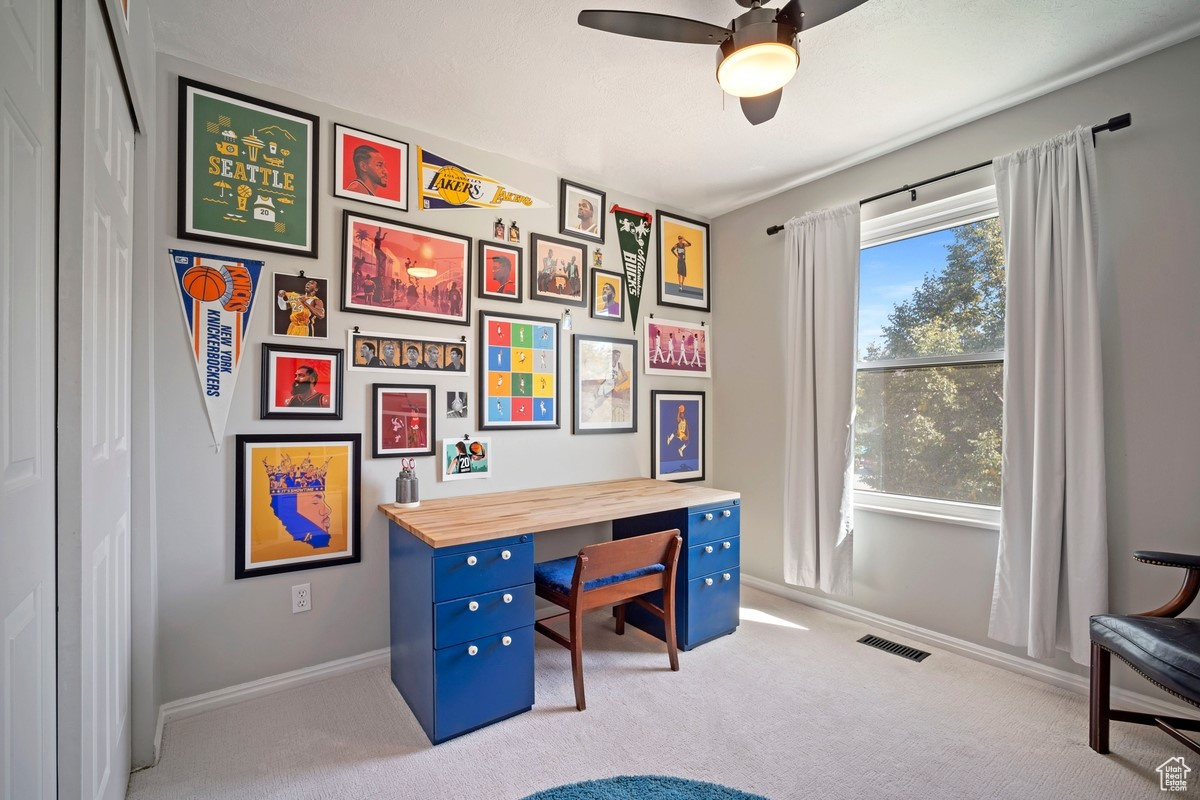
{"left": 378, "top": 478, "right": 740, "bottom": 549}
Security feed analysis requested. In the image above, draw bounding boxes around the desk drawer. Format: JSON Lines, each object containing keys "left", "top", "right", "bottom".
{"left": 687, "top": 536, "right": 739, "bottom": 580}
{"left": 434, "top": 625, "right": 534, "bottom": 742}
{"left": 433, "top": 541, "right": 534, "bottom": 602}
{"left": 688, "top": 505, "right": 739, "bottom": 546}
{"left": 687, "top": 567, "right": 740, "bottom": 645}
{"left": 434, "top": 583, "right": 534, "bottom": 649}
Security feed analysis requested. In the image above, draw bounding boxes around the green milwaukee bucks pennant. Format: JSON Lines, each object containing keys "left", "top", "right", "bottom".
{"left": 612, "top": 206, "right": 652, "bottom": 330}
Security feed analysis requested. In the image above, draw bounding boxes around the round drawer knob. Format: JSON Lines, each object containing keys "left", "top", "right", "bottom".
{"left": 722, "top": 541, "right": 732, "bottom": 550}
{"left": 502, "top": 593, "right": 513, "bottom": 604}
{"left": 501, "top": 550, "right": 512, "bottom": 560}
{"left": 467, "top": 645, "right": 478, "bottom": 656}
{"left": 466, "top": 555, "right": 478, "bottom": 566}
{"left": 502, "top": 636, "right": 512, "bottom": 647}
{"left": 468, "top": 601, "right": 479, "bottom": 612}
{"left": 723, "top": 572, "right": 732, "bottom": 581}
{"left": 704, "top": 545, "right": 714, "bottom": 554}
{"left": 705, "top": 577, "right": 714, "bottom": 586}
{"left": 704, "top": 513, "right": 714, "bottom": 521}
{"left": 722, "top": 509, "right": 732, "bottom": 518}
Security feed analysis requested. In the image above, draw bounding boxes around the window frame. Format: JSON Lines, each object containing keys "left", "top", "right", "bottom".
{"left": 854, "top": 186, "right": 1003, "bottom": 529}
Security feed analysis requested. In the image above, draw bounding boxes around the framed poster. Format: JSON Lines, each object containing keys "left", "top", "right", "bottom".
{"left": 530, "top": 233, "right": 586, "bottom": 308}
{"left": 573, "top": 335, "right": 637, "bottom": 435}
{"left": 478, "top": 310, "right": 560, "bottom": 430}
{"left": 590, "top": 268, "right": 626, "bottom": 322}
{"left": 651, "top": 391, "right": 705, "bottom": 482}
{"left": 178, "top": 78, "right": 319, "bottom": 257}
{"left": 260, "top": 343, "right": 343, "bottom": 420}
{"left": 272, "top": 273, "right": 328, "bottom": 338}
{"left": 446, "top": 391, "right": 469, "bottom": 419}
{"left": 442, "top": 437, "right": 492, "bottom": 481}
{"left": 643, "top": 317, "right": 710, "bottom": 378}
{"left": 347, "top": 329, "right": 469, "bottom": 375}
{"left": 478, "top": 240, "right": 522, "bottom": 303}
{"left": 341, "top": 210, "right": 470, "bottom": 325}
{"left": 656, "top": 210, "right": 710, "bottom": 312}
{"left": 372, "top": 384, "right": 435, "bottom": 458}
{"left": 234, "top": 433, "right": 361, "bottom": 579}
{"left": 333, "top": 124, "right": 409, "bottom": 211}
{"left": 559, "top": 178, "right": 605, "bottom": 244}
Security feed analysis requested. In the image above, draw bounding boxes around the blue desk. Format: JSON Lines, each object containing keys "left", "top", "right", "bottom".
{"left": 381, "top": 478, "right": 741, "bottom": 744}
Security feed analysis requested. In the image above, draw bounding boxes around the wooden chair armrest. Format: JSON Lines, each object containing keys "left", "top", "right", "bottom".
{"left": 1133, "top": 551, "right": 1200, "bottom": 618}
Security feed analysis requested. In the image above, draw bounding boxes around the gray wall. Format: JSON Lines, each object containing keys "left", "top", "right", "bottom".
{"left": 151, "top": 55, "right": 714, "bottom": 704}
{"left": 712, "top": 37, "right": 1200, "bottom": 688}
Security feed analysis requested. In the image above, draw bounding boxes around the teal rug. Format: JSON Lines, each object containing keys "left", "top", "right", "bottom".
{"left": 521, "top": 775, "right": 768, "bottom": 799}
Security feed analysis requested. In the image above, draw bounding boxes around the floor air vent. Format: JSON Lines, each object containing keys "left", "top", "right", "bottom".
{"left": 857, "top": 634, "right": 931, "bottom": 662}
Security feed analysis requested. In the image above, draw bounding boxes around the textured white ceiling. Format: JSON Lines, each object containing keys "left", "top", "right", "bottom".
{"left": 150, "top": 0, "right": 1200, "bottom": 218}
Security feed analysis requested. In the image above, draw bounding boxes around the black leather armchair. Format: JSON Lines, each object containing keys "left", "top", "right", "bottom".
{"left": 1089, "top": 551, "right": 1200, "bottom": 754}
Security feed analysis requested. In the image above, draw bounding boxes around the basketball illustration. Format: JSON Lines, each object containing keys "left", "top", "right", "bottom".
{"left": 433, "top": 165, "right": 471, "bottom": 206}
{"left": 182, "top": 265, "right": 227, "bottom": 302}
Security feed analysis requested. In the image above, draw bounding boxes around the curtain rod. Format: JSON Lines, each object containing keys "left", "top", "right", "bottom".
{"left": 764, "top": 113, "right": 1131, "bottom": 236}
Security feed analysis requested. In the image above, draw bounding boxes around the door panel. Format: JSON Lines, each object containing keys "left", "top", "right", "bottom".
{"left": 0, "top": 0, "right": 56, "bottom": 795}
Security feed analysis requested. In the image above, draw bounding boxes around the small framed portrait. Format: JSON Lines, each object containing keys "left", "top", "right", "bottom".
{"left": 347, "top": 330, "right": 470, "bottom": 376}
{"left": 478, "top": 240, "right": 522, "bottom": 303}
{"left": 589, "top": 268, "right": 626, "bottom": 322}
{"left": 529, "top": 233, "right": 586, "bottom": 308}
{"left": 651, "top": 390, "right": 705, "bottom": 482}
{"left": 479, "top": 309, "right": 560, "bottom": 430}
{"left": 272, "top": 272, "right": 329, "bottom": 338}
{"left": 333, "top": 124, "right": 409, "bottom": 212}
{"left": 441, "top": 437, "right": 491, "bottom": 481}
{"left": 643, "top": 316, "right": 710, "bottom": 378}
{"left": 260, "top": 343, "right": 344, "bottom": 420}
{"left": 446, "top": 391, "right": 469, "bottom": 419}
{"left": 341, "top": 210, "right": 470, "bottom": 325}
{"left": 656, "top": 210, "right": 711, "bottom": 312}
{"left": 559, "top": 178, "right": 606, "bottom": 244}
{"left": 573, "top": 335, "right": 637, "bottom": 435}
{"left": 371, "top": 384, "right": 435, "bottom": 458}
{"left": 234, "top": 433, "right": 361, "bottom": 579}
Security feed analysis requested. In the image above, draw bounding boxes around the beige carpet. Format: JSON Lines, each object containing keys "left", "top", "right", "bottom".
{"left": 127, "top": 586, "right": 1189, "bottom": 799}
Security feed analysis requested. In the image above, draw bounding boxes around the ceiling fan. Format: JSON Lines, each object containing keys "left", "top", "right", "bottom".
{"left": 579, "top": 0, "right": 867, "bottom": 125}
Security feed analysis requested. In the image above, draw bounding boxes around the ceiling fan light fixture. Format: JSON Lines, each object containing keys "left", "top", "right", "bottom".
{"left": 717, "top": 40, "right": 798, "bottom": 97}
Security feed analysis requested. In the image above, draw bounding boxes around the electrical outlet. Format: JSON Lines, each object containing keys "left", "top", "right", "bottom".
{"left": 291, "top": 583, "right": 311, "bottom": 614}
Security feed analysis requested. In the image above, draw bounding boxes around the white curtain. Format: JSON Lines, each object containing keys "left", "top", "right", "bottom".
{"left": 782, "top": 205, "right": 859, "bottom": 595}
{"left": 989, "top": 126, "right": 1108, "bottom": 665}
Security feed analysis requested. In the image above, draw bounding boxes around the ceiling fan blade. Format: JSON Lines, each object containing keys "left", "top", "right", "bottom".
{"left": 578, "top": 10, "right": 730, "bottom": 45}
{"left": 740, "top": 90, "right": 782, "bottom": 125}
{"left": 776, "top": 0, "right": 869, "bottom": 32}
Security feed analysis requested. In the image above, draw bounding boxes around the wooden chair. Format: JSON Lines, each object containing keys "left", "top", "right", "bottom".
{"left": 533, "top": 528, "right": 683, "bottom": 710}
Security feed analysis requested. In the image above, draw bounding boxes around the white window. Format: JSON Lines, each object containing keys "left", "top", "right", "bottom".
{"left": 854, "top": 187, "right": 1004, "bottom": 527}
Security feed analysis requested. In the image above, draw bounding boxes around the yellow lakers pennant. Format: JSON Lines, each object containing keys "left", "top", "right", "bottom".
{"left": 417, "top": 147, "right": 548, "bottom": 210}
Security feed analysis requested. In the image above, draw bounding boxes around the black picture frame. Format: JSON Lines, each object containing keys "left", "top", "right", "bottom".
{"left": 260, "top": 343, "right": 344, "bottom": 420}
{"left": 589, "top": 268, "right": 626, "bottom": 323}
{"left": 650, "top": 390, "right": 706, "bottom": 482}
{"left": 477, "top": 239, "right": 523, "bottom": 303}
{"left": 478, "top": 309, "right": 561, "bottom": 430}
{"left": 234, "top": 433, "right": 362, "bottom": 579}
{"left": 558, "top": 178, "right": 606, "bottom": 244}
{"left": 572, "top": 334, "right": 637, "bottom": 435}
{"left": 371, "top": 384, "right": 436, "bottom": 458}
{"left": 178, "top": 77, "right": 320, "bottom": 258}
{"left": 656, "top": 210, "right": 711, "bottom": 313}
{"left": 529, "top": 232, "right": 586, "bottom": 308}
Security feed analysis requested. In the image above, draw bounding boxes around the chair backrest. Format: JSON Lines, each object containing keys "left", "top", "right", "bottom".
{"left": 572, "top": 528, "right": 682, "bottom": 596}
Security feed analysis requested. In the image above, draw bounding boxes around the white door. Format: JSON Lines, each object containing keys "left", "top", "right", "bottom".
{"left": 61, "top": 1, "right": 135, "bottom": 797}
{"left": 0, "top": 0, "right": 58, "bottom": 796}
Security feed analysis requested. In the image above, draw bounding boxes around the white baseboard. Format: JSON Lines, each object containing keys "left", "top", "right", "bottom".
{"left": 153, "top": 648, "right": 389, "bottom": 763}
{"left": 741, "top": 574, "right": 1195, "bottom": 720}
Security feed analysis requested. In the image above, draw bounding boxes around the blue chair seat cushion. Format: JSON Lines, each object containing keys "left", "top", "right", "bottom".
{"left": 534, "top": 556, "right": 665, "bottom": 597}
{"left": 1090, "top": 614, "right": 1200, "bottom": 706}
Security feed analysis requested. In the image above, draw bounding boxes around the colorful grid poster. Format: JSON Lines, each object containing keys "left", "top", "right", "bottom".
{"left": 478, "top": 310, "right": 559, "bottom": 430}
